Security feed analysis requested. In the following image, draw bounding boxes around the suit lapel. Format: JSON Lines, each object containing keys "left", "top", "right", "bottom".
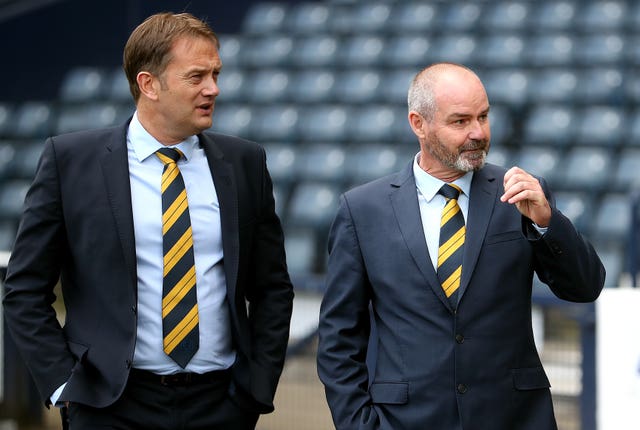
{"left": 458, "top": 167, "right": 498, "bottom": 300}
{"left": 100, "top": 124, "right": 137, "bottom": 290}
{"left": 198, "top": 134, "right": 239, "bottom": 300}
{"left": 390, "top": 164, "right": 453, "bottom": 311}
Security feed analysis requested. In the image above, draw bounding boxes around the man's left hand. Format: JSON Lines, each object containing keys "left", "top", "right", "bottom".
{"left": 501, "top": 166, "right": 552, "bottom": 227}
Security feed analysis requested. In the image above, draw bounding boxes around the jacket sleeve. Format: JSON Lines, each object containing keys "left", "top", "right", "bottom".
{"left": 317, "top": 195, "right": 376, "bottom": 430}
{"left": 2, "top": 138, "right": 75, "bottom": 405}
{"left": 527, "top": 181, "right": 605, "bottom": 302}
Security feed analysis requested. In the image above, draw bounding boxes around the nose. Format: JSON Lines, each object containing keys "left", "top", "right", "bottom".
{"left": 203, "top": 75, "right": 220, "bottom": 97}
{"left": 469, "top": 119, "right": 489, "bottom": 141}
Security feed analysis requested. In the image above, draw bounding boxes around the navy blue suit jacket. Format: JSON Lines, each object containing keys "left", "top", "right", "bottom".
{"left": 3, "top": 122, "right": 293, "bottom": 413}
{"left": 317, "top": 162, "right": 604, "bottom": 430}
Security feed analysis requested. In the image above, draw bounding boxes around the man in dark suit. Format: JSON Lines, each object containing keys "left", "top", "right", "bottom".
{"left": 317, "top": 62, "right": 605, "bottom": 430}
{"left": 2, "top": 12, "right": 293, "bottom": 430}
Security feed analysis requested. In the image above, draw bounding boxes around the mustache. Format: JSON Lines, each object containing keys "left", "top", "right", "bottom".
{"left": 459, "top": 140, "right": 489, "bottom": 152}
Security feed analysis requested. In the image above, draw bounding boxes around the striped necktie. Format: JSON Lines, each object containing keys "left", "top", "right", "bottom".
{"left": 437, "top": 183, "right": 465, "bottom": 306}
{"left": 156, "top": 148, "right": 199, "bottom": 368}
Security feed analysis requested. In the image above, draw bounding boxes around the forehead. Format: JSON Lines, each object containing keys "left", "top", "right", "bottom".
{"left": 435, "top": 74, "right": 489, "bottom": 116}
{"left": 169, "top": 36, "right": 221, "bottom": 65}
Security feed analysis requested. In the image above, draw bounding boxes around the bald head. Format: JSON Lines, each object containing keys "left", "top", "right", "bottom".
{"left": 407, "top": 63, "right": 486, "bottom": 122}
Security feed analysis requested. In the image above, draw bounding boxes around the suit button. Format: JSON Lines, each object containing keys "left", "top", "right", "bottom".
{"left": 455, "top": 334, "right": 464, "bottom": 344}
{"left": 457, "top": 383, "right": 467, "bottom": 394}
{"left": 125, "top": 360, "right": 132, "bottom": 369}
{"left": 131, "top": 306, "right": 137, "bottom": 314}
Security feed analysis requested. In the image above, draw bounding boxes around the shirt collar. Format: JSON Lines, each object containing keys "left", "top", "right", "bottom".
{"left": 127, "top": 111, "right": 199, "bottom": 163}
{"left": 412, "top": 152, "right": 473, "bottom": 201}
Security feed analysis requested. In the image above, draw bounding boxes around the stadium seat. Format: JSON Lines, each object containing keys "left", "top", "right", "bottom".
{"left": 573, "top": 34, "right": 625, "bottom": 66}
{"left": 59, "top": 67, "right": 107, "bottom": 102}
{"left": 625, "top": 109, "right": 640, "bottom": 146}
{"left": 574, "top": 0, "right": 627, "bottom": 32}
{"left": 527, "top": 1, "right": 577, "bottom": 31}
{"left": 554, "top": 191, "right": 595, "bottom": 234}
{"left": 0, "top": 220, "right": 17, "bottom": 250}
{"left": 216, "top": 68, "right": 247, "bottom": 103}
{"left": 250, "top": 105, "right": 298, "bottom": 142}
{"left": 559, "top": 147, "right": 613, "bottom": 191}
{"left": 522, "top": 105, "right": 576, "bottom": 147}
{"left": 513, "top": 147, "right": 562, "bottom": 186}
{"left": 287, "top": 70, "right": 336, "bottom": 103}
{"left": 283, "top": 227, "right": 320, "bottom": 275}
{"left": 284, "top": 3, "right": 331, "bottom": 34}
{"left": 0, "top": 142, "right": 16, "bottom": 179}
{"left": 245, "top": 69, "right": 291, "bottom": 103}
{"left": 613, "top": 148, "right": 640, "bottom": 191}
{"left": 527, "top": 69, "right": 578, "bottom": 104}
{"left": 486, "top": 146, "right": 512, "bottom": 167}
{"left": 574, "top": 68, "right": 624, "bottom": 104}
{"left": 336, "top": 35, "right": 385, "bottom": 67}
{"left": 382, "top": 35, "right": 432, "bottom": 68}
{"left": 387, "top": 3, "right": 439, "bottom": 33}
{"left": 482, "top": 69, "right": 529, "bottom": 107}
{"left": 329, "top": 3, "right": 392, "bottom": 34}
{"left": 106, "top": 68, "right": 132, "bottom": 103}
{"left": 574, "top": 105, "right": 625, "bottom": 147}
{"left": 481, "top": 1, "right": 530, "bottom": 32}
{"left": 55, "top": 102, "right": 132, "bottom": 135}
{"left": 296, "top": 105, "right": 349, "bottom": 143}
{"left": 7, "top": 141, "right": 44, "bottom": 179}
{"left": 474, "top": 35, "right": 525, "bottom": 67}
{"left": 242, "top": 35, "right": 294, "bottom": 67}
{"left": 217, "top": 34, "right": 244, "bottom": 67}
{"left": 380, "top": 68, "right": 418, "bottom": 106}
{"left": 487, "top": 104, "right": 513, "bottom": 147}
{"left": 347, "top": 105, "right": 401, "bottom": 143}
{"left": 523, "top": 34, "right": 574, "bottom": 67}
{"left": 11, "top": 101, "right": 55, "bottom": 139}
{"left": 592, "top": 193, "right": 630, "bottom": 242}
{"left": 331, "top": 70, "right": 382, "bottom": 104}
{"left": 210, "top": 104, "right": 253, "bottom": 138}
{"left": 241, "top": 2, "right": 287, "bottom": 34}
{"left": 264, "top": 143, "right": 297, "bottom": 185}
{"left": 430, "top": 34, "right": 477, "bottom": 65}
{"left": 436, "top": 2, "right": 482, "bottom": 32}
{"left": 290, "top": 34, "right": 339, "bottom": 68}
{"left": 0, "top": 180, "right": 31, "bottom": 220}
{"left": 344, "top": 144, "right": 401, "bottom": 185}
{"left": 287, "top": 181, "right": 341, "bottom": 229}
{"left": 295, "top": 144, "right": 346, "bottom": 183}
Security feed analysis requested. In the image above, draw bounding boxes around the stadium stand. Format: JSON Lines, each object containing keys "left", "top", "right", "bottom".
{"left": 0, "top": 1, "right": 637, "bottom": 429}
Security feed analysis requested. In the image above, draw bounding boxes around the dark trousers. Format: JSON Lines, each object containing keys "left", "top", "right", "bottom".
{"left": 62, "top": 370, "right": 259, "bottom": 430}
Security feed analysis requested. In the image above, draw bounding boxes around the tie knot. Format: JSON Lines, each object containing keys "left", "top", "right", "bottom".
{"left": 439, "top": 183, "right": 462, "bottom": 201}
{"left": 156, "top": 148, "right": 183, "bottom": 165}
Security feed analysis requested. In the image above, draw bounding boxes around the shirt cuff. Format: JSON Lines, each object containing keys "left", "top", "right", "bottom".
{"left": 50, "top": 383, "right": 67, "bottom": 407}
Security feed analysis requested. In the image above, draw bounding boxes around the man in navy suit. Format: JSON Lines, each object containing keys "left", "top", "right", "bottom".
{"left": 3, "top": 12, "right": 293, "bottom": 430}
{"left": 317, "top": 63, "right": 604, "bottom": 430}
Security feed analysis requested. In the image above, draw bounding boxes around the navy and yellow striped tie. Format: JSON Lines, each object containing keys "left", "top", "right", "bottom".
{"left": 437, "top": 183, "right": 465, "bottom": 306}
{"left": 156, "top": 148, "right": 199, "bottom": 368}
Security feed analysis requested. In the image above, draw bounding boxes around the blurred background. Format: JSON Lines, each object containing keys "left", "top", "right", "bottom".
{"left": 1, "top": 0, "right": 640, "bottom": 429}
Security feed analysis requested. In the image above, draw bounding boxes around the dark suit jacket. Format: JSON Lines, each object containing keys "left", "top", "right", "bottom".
{"left": 317, "top": 162, "right": 604, "bottom": 430}
{"left": 2, "top": 122, "right": 294, "bottom": 413}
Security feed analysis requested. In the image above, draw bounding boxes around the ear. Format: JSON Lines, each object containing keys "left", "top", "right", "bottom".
{"left": 136, "top": 71, "right": 159, "bottom": 101}
{"left": 408, "top": 111, "right": 427, "bottom": 139}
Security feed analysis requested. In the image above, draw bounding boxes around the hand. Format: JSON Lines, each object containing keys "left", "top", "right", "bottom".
{"left": 500, "top": 166, "right": 551, "bottom": 227}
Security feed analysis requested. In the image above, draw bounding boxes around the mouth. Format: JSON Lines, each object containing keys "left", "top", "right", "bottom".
{"left": 197, "top": 103, "right": 214, "bottom": 115}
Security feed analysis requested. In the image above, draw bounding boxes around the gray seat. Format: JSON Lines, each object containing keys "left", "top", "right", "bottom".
{"left": 482, "top": 69, "right": 529, "bottom": 107}
{"left": 210, "top": 104, "right": 253, "bottom": 138}
{"left": 527, "top": 69, "right": 578, "bottom": 104}
{"left": 522, "top": 105, "right": 576, "bottom": 147}
{"left": 613, "top": 148, "right": 640, "bottom": 191}
{"left": 242, "top": 35, "right": 294, "bottom": 67}
{"left": 573, "top": 34, "right": 625, "bottom": 66}
{"left": 290, "top": 35, "right": 339, "bottom": 68}
{"left": 513, "top": 147, "right": 562, "bottom": 186}
{"left": 107, "top": 68, "right": 132, "bottom": 103}
{"left": 554, "top": 191, "right": 595, "bottom": 234}
{"left": 574, "top": 105, "right": 625, "bottom": 147}
{"left": 0, "top": 103, "right": 13, "bottom": 138}
{"left": 12, "top": 101, "right": 55, "bottom": 139}
{"left": 284, "top": 3, "right": 331, "bottom": 34}
{"left": 559, "top": 147, "right": 613, "bottom": 191}
{"left": 297, "top": 105, "right": 349, "bottom": 143}
{"left": 592, "top": 193, "right": 629, "bottom": 242}
{"left": 217, "top": 35, "right": 244, "bottom": 67}
{"left": 245, "top": 69, "right": 291, "bottom": 103}
{"left": 242, "top": 3, "right": 287, "bottom": 34}
{"left": 574, "top": 68, "right": 624, "bottom": 104}
{"left": 348, "top": 106, "right": 402, "bottom": 143}
{"left": 295, "top": 144, "right": 346, "bottom": 183}
{"left": 430, "top": 34, "right": 477, "bottom": 65}
{"left": 336, "top": 35, "right": 385, "bottom": 67}
{"left": 59, "top": 67, "right": 107, "bottom": 102}
{"left": 480, "top": 1, "right": 531, "bottom": 32}
{"left": 264, "top": 144, "right": 297, "bottom": 186}
{"left": 332, "top": 70, "right": 382, "bottom": 104}
{"left": 283, "top": 227, "right": 319, "bottom": 275}
{"left": 474, "top": 35, "right": 525, "bottom": 67}
{"left": 387, "top": 3, "right": 439, "bottom": 33}
{"left": 527, "top": 1, "right": 577, "bottom": 31}
{"left": 523, "top": 35, "right": 574, "bottom": 67}
{"left": 574, "top": 0, "right": 626, "bottom": 32}
{"left": 287, "top": 181, "right": 341, "bottom": 229}
{"left": 0, "top": 180, "right": 31, "bottom": 220}
{"left": 330, "top": 3, "right": 392, "bottom": 34}
{"left": 250, "top": 105, "right": 298, "bottom": 142}
{"left": 345, "top": 144, "right": 401, "bottom": 185}
{"left": 436, "top": 2, "right": 482, "bottom": 32}
{"left": 382, "top": 35, "right": 433, "bottom": 67}
{"left": 288, "top": 70, "right": 336, "bottom": 103}
{"left": 216, "top": 69, "right": 247, "bottom": 103}
{"left": 56, "top": 102, "right": 131, "bottom": 135}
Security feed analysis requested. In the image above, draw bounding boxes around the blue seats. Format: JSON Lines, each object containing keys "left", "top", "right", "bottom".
{"left": 210, "top": 104, "right": 253, "bottom": 138}
{"left": 430, "top": 34, "right": 477, "bottom": 65}
{"left": 217, "top": 35, "right": 244, "bottom": 67}
{"left": 0, "top": 103, "right": 13, "bottom": 138}
{"left": 574, "top": 105, "right": 625, "bottom": 147}
{"left": 559, "top": 147, "right": 613, "bottom": 191}
{"left": 217, "top": 69, "right": 247, "bottom": 103}
{"left": 290, "top": 34, "right": 339, "bottom": 68}
{"left": 387, "top": 3, "right": 439, "bottom": 33}
{"left": 56, "top": 102, "right": 131, "bottom": 135}
{"left": 242, "top": 35, "right": 294, "bottom": 67}
{"left": 296, "top": 105, "right": 349, "bottom": 143}
{"left": 574, "top": 0, "right": 627, "bottom": 32}
{"left": 481, "top": 1, "right": 531, "bottom": 32}
{"left": 524, "top": 34, "right": 574, "bottom": 67}
{"left": 345, "top": 144, "right": 401, "bottom": 186}
{"left": 295, "top": 144, "right": 346, "bottom": 184}
{"left": 613, "top": 148, "right": 640, "bottom": 191}
{"left": 554, "top": 191, "right": 595, "bottom": 233}
{"left": 264, "top": 144, "right": 297, "bottom": 186}
{"left": 574, "top": 68, "right": 624, "bottom": 105}
{"left": 283, "top": 227, "right": 320, "bottom": 275}
{"left": 574, "top": 34, "right": 625, "bottom": 66}
{"left": 242, "top": 3, "right": 287, "bottom": 34}
{"left": 513, "top": 147, "right": 562, "bottom": 186}
{"left": 250, "top": 105, "right": 298, "bottom": 142}
{"left": 0, "top": 180, "right": 31, "bottom": 220}
{"left": 474, "top": 35, "right": 525, "bottom": 67}
{"left": 436, "top": 2, "right": 482, "bottom": 32}
{"left": 245, "top": 69, "right": 291, "bottom": 103}
{"left": 523, "top": 105, "right": 576, "bottom": 147}
{"left": 11, "top": 101, "right": 55, "bottom": 139}
{"left": 59, "top": 67, "right": 107, "bottom": 102}
{"left": 287, "top": 181, "right": 341, "bottom": 229}
{"left": 288, "top": 70, "right": 335, "bottom": 104}
{"left": 382, "top": 35, "right": 432, "bottom": 67}
{"left": 330, "top": 3, "right": 392, "bottom": 34}
{"left": 527, "top": 1, "right": 577, "bottom": 31}
{"left": 337, "top": 35, "right": 385, "bottom": 67}
{"left": 284, "top": 3, "right": 331, "bottom": 34}
{"left": 527, "top": 69, "right": 578, "bottom": 104}
{"left": 332, "top": 70, "right": 382, "bottom": 104}
{"left": 347, "top": 106, "right": 402, "bottom": 143}
{"left": 482, "top": 69, "right": 529, "bottom": 108}
{"left": 592, "top": 193, "right": 630, "bottom": 242}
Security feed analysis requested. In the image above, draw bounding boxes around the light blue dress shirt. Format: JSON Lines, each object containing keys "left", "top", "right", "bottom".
{"left": 128, "top": 112, "right": 236, "bottom": 374}
{"left": 413, "top": 153, "right": 473, "bottom": 270}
